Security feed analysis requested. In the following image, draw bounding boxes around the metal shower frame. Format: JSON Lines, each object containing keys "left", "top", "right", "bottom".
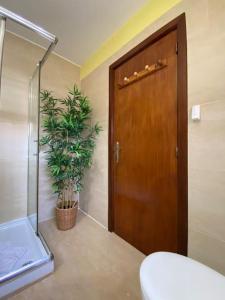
{"left": 0, "top": 6, "right": 58, "bottom": 65}
{"left": 0, "top": 5, "right": 58, "bottom": 283}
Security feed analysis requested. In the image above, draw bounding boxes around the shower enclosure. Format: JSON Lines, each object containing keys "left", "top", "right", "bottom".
{"left": 0, "top": 6, "right": 57, "bottom": 298}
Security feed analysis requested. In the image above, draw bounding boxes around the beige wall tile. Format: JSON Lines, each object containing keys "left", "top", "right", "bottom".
{"left": 80, "top": 64, "right": 109, "bottom": 226}
{"left": 189, "top": 100, "right": 225, "bottom": 244}
{"left": 0, "top": 32, "right": 80, "bottom": 223}
{"left": 189, "top": 229, "right": 225, "bottom": 275}
{"left": 80, "top": 0, "right": 225, "bottom": 274}
{"left": 0, "top": 32, "right": 38, "bottom": 223}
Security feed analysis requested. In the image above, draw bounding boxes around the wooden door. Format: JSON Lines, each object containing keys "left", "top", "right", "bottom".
{"left": 109, "top": 16, "right": 187, "bottom": 256}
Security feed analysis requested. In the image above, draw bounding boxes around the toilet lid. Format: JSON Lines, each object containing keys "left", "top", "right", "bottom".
{"left": 140, "top": 252, "right": 225, "bottom": 300}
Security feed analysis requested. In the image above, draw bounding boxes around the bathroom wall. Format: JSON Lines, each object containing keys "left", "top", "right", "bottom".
{"left": 40, "top": 44, "right": 80, "bottom": 222}
{"left": 80, "top": 0, "right": 225, "bottom": 274}
{"left": 0, "top": 32, "right": 80, "bottom": 224}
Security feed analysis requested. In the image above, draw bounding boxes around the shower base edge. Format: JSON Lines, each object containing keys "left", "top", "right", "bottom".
{"left": 0, "top": 258, "right": 54, "bottom": 298}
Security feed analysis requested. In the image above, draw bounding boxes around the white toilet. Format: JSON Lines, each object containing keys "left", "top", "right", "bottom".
{"left": 140, "top": 252, "right": 225, "bottom": 300}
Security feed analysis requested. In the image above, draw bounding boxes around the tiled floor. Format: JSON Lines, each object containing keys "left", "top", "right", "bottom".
{"left": 8, "top": 211, "right": 145, "bottom": 300}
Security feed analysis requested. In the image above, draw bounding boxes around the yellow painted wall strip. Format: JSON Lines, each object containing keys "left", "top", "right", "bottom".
{"left": 81, "top": 0, "right": 181, "bottom": 79}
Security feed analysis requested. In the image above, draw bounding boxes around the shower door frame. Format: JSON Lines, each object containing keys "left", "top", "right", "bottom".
{"left": 28, "top": 63, "right": 41, "bottom": 233}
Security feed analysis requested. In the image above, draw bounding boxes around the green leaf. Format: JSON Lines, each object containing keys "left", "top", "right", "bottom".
{"left": 40, "top": 85, "right": 102, "bottom": 197}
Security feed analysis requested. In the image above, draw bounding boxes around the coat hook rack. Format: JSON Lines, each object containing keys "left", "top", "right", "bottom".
{"left": 118, "top": 59, "right": 167, "bottom": 89}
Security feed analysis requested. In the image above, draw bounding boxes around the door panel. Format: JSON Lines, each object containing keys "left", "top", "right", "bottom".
{"left": 112, "top": 30, "right": 178, "bottom": 254}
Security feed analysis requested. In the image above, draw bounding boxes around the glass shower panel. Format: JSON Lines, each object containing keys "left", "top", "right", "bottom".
{"left": 27, "top": 65, "right": 40, "bottom": 233}
{"left": 0, "top": 16, "right": 5, "bottom": 93}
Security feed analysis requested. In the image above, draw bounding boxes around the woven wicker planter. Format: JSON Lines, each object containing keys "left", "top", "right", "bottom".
{"left": 55, "top": 201, "right": 78, "bottom": 231}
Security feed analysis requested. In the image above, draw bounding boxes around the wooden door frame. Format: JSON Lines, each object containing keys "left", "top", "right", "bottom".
{"left": 108, "top": 14, "right": 188, "bottom": 255}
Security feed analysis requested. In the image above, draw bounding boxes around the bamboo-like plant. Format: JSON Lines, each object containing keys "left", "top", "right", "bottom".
{"left": 40, "top": 85, "right": 101, "bottom": 209}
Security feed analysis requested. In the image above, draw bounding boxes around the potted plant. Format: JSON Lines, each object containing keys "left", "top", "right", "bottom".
{"left": 40, "top": 85, "right": 101, "bottom": 230}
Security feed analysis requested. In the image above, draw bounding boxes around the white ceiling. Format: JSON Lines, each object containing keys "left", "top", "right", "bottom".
{"left": 0, "top": 0, "right": 148, "bottom": 65}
